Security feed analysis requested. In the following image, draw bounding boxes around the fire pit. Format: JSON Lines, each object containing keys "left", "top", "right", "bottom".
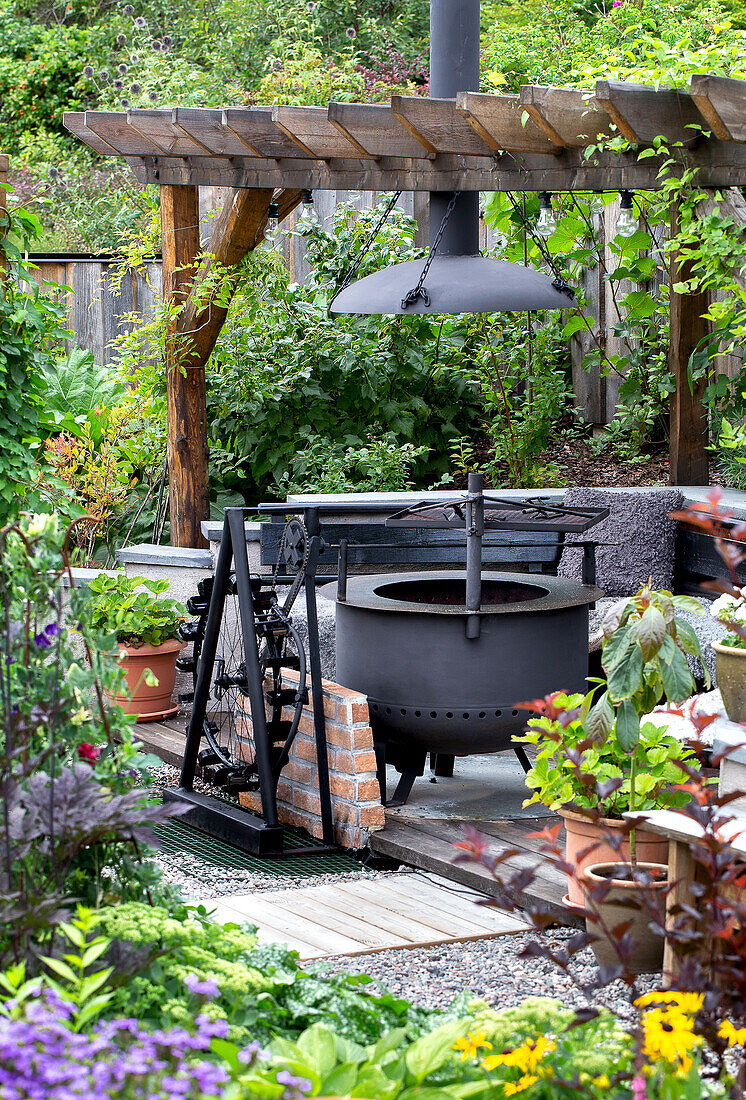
{"left": 321, "top": 475, "right": 605, "bottom": 805}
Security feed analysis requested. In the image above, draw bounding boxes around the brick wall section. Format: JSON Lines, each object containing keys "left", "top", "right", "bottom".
{"left": 237, "top": 670, "right": 385, "bottom": 849}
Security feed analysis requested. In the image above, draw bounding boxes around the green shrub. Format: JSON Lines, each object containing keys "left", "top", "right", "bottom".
{"left": 85, "top": 574, "right": 186, "bottom": 646}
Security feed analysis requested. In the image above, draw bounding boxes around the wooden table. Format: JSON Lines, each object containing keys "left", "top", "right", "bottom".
{"left": 626, "top": 809, "right": 746, "bottom": 978}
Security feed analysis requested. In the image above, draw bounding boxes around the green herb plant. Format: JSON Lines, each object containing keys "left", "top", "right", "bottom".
{"left": 86, "top": 574, "right": 185, "bottom": 647}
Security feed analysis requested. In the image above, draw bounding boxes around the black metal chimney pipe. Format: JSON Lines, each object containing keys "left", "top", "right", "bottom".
{"left": 428, "top": 0, "right": 480, "bottom": 257}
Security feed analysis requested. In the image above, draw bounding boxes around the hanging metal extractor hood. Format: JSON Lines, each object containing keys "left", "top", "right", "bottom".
{"left": 330, "top": 0, "right": 573, "bottom": 316}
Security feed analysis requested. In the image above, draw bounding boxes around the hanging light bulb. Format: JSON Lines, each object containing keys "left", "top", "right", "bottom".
{"left": 615, "top": 190, "right": 637, "bottom": 238}
{"left": 265, "top": 201, "right": 280, "bottom": 249}
{"left": 536, "top": 192, "right": 556, "bottom": 239}
{"left": 299, "top": 188, "right": 318, "bottom": 227}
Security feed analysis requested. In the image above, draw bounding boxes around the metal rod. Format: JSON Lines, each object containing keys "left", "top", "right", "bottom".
{"left": 179, "top": 515, "right": 232, "bottom": 789}
{"left": 303, "top": 508, "right": 336, "bottom": 847}
{"left": 465, "top": 471, "right": 484, "bottom": 639}
{"left": 337, "top": 538, "right": 348, "bottom": 602}
{"left": 228, "top": 508, "right": 280, "bottom": 830}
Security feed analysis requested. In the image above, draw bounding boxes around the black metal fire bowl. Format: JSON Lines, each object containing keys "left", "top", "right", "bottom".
{"left": 321, "top": 570, "right": 602, "bottom": 757}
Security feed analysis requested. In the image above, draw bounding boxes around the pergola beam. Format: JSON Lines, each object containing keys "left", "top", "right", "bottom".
{"left": 519, "top": 85, "right": 612, "bottom": 148}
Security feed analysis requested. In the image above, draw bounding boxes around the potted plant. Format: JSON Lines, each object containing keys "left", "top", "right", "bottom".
{"left": 670, "top": 487, "right": 746, "bottom": 722}
{"left": 86, "top": 574, "right": 186, "bottom": 722}
{"left": 517, "top": 582, "right": 704, "bottom": 929}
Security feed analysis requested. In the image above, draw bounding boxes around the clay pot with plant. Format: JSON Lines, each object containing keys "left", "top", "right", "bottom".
{"left": 516, "top": 581, "right": 705, "bottom": 946}
{"left": 86, "top": 573, "right": 187, "bottom": 722}
{"left": 671, "top": 488, "right": 746, "bottom": 723}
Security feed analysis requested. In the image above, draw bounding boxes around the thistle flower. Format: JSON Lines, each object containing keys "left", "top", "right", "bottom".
{"left": 117, "top": 62, "right": 128, "bottom": 73}
{"left": 116, "top": 32, "right": 127, "bottom": 44}
{"left": 48, "top": 166, "right": 60, "bottom": 179}
{"left": 134, "top": 15, "right": 146, "bottom": 27}
{"left": 121, "top": 97, "right": 130, "bottom": 107}
{"left": 345, "top": 25, "right": 356, "bottom": 37}
{"left": 99, "top": 69, "right": 110, "bottom": 83}
{"left": 130, "top": 83, "right": 142, "bottom": 94}
{"left": 307, "top": 1, "right": 316, "bottom": 9}
{"left": 82, "top": 64, "right": 94, "bottom": 77}
{"left": 148, "top": 90, "right": 159, "bottom": 101}
{"left": 113, "top": 79, "right": 123, "bottom": 89}
{"left": 163, "top": 34, "right": 173, "bottom": 45}
{"left": 129, "top": 51, "right": 140, "bottom": 61}
{"left": 151, "top": 39, "right": 161, "bottom": 50}
{"left": 124, "top": 3, "right": 134, "bottom": 11}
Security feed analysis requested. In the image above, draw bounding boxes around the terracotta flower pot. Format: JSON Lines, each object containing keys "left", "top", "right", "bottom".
{"left": 713, "top": 641, "right": 746, "bottom": 723}
{"left": 582, "top": 861, "right": 668, "bottom": 973}
{"left": 561, "top": 808, "right": 669, "bottom": 909}
{"left": 106, "top": 637, "right": 185, "bottom": 722}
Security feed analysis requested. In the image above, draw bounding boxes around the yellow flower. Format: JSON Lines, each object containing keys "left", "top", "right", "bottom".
{"left": 592, "top": 1075, "right": 611, "bottom": 1089}
{"left": 641, "top": 1008, "right": 700, "bottom": 1066}
{"left": 504, "top": 1074, "right": 539, "bottom": 1095}
{"left": 483, "top": 1037, "right": 556, "bottom": 1074}
{"left": 454, "top": 1029, "right": 493, "bottom": 1062}
{"left": 719, "top": 1020, "right": 746, "bottom": 1047}
{"left": 635, "top": 991, "right": 703, "bottom": 1015}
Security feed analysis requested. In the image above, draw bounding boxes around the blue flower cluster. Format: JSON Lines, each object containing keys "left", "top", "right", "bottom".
{"left": 0, "top": 991, "right": 231, "bottom": 1099}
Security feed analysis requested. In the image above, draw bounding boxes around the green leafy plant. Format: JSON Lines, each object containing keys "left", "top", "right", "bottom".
{"left": 277, "top": 436, "right": 428, "bottom": 494}
{"left": 85, "top": 573, "right": 185, "bottom": 646}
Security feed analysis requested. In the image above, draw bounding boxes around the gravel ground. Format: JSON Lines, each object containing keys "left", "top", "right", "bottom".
{"left": 322, "top": 918, "right": 657, "bottom": 1022}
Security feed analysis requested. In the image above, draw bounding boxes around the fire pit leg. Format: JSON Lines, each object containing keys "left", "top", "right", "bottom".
{"left": 375, "top": 740, "right": 427, "bottom": 807}
{"left": 513, "top": 744, "right": 532, "bottom": 774}
{"left": 431, "top": 752, "right": 455, "bottom": 777}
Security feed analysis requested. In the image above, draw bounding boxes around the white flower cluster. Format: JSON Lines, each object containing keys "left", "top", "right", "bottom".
{"left": 710, "top": 588, "right": 746, "bottom": 624}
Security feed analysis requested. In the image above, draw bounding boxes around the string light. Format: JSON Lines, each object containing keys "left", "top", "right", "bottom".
{"left": 265, "top": 201, "right": 280, "bottom": 249}
{"left": 300, "top": 188, "right": 318, "bottom": 226}
{"left": 536, "top": 192, "right": 556, "bottom": 239}
{"left": 615, "top": 190, "right": 637, "bottom": 238}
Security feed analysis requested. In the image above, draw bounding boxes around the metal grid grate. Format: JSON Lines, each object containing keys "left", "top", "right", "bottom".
{"left": 151, "top": 816, "right": 364, "bottom": 878}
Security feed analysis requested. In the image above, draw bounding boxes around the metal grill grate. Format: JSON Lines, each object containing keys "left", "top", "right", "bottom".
{"left": 151, "top": 817, "right": 364, "bottom": 878}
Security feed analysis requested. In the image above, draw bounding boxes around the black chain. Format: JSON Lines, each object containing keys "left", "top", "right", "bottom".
{"left": 327, "top": 191, "right": 403, "bottom": 313}
{"left": 506, "top": 192, "right": 575, "bottom": 300}
{"left": 400, "top": 191, "right": 460, "bottom": 310}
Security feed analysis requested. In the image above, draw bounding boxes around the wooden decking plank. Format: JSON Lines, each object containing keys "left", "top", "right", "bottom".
{"left": 214, "top": 894, "right": 367, "bottom": 954}
{"left": 253, "top": 886, "right": 411, "bottom": 951}
{"left": 338, "top": 878, "right": 502, "bottom": 938}
{"left": 133, "top": 719, "right": 185, "bottom": 767}
{"left": 351, "top": 875, "right": 526, "bottom": 935}
{"left": 205, "top": 902, "right": 327, "bottom": 957}
{"left": 305, "top": 882, "right": 452, "bottom": 944}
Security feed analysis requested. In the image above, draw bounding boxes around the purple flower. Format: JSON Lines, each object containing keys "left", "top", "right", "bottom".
{"left": 277, "top": 1069, "right": 313, "bottom": 1097}
{"left": 34, "top": 622, "right": 60, "bottom": 649}
{"left": 238, "top": 1040, "right": 269, "bottom": 1064}
{"left": 183, "top": 974, "right": 220, "bottom": 1000}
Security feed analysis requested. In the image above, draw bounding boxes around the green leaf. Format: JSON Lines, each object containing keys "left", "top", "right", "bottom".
{"left": 298, "top": 1025, "right": 338, "bottom": 1077}
{"left": 586, "top": 691, "right": 614, "bottom": 741}
{"left": 602, "top": 622, "right": 633, "bottom": 669}
{"left": 405, "top": 1021, "right": 465, "bottom": 1083}
{"left": 616, "top": 699, "right": 641, "bottom": 753}
{"left": 607, "top": 643, "right": 644, "bottom": 703}
{"left": 672, "top": 595, "right": 704, "bottom": 615}
{"left": 657, "top": 639, "right": 694, "bottom": 703}
{"left": 40, "top": 956, "right": 77, "bottom": 983}
{"left": 630, "top": 605, "right": 666, "bottom": 662}
{"left": 322, "top": 1063, "right": 361, "bottom": 1096}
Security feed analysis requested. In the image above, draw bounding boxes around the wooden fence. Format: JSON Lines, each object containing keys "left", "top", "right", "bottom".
{"left": 30, "top": 190, "right": 744, "bottom": 423}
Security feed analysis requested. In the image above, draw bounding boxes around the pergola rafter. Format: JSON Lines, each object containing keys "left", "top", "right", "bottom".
{"left": 62, "top": 76, "right": 746, "bottom": 545}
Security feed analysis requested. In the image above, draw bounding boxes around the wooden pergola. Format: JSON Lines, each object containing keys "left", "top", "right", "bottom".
{"left": 61, "top": 75, "right": 746, "bottom": 547}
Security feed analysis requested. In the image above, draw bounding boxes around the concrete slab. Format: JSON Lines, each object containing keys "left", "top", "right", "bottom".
{"left": 384, "top": 750, "right": 539, "bottom": 824}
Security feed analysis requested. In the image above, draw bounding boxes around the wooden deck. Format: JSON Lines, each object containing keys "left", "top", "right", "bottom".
{"left": 136, "top": 717, "right": 571, "bottom": 920}
{"left": 369, "top": 814, "right": 572, "bottom": 922}
{"left": 203, "top": 871, "right": 528, "bottom": 959}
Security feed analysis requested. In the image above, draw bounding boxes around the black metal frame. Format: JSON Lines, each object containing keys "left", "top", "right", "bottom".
{"left": 165, "top": 506, "right": 336, "bottom": 856}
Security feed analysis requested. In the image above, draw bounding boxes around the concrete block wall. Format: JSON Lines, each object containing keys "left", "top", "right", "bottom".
{"left": 237, "top": 669, "right": 385, "bottom": 850}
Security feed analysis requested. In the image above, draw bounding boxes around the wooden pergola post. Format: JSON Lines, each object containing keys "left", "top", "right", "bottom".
{"left": 160, "top": 184, "right": 206, "bottom": 548}
{"left": 668, "top": 202, "right": 710, "bottom": 486}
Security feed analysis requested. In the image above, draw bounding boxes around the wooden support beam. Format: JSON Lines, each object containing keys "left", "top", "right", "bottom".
{"left": 391, "top": 96, "right": 496, "bottom": 156}
{"left": 519, "top": 85, "right": 612, "bottom": 148}
{"left": 83, "top": 110, "right": 165, "bottom": 155}
{"left": 690, "top": 74, "right": 746, "bottom": 142}
{"left": 160, "top": 184, "right": 206, "bottom": 549}
{"left": 669, "top": 202, "right": 710, "bottom": 486}
{"left": 128, "top": 109, "right": 213, "bottom": 156}
{"left": 173, "top": 108, "right": 257, "bottom": 157}
{"left": 456, "top": 92, "right": 558, "bottom": 155}
{"left": 595, "top": 81, "right": 703, "bottom": 147}
{"left": 327, "top": 102, "right": 427, "bottom": 159}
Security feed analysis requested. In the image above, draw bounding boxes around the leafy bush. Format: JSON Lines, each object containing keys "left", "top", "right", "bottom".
{"left": 85, "top": 574, "right": 185, "bottom": 646}
{"left": 204, "top": 202, "right": 482, "bottom": 496}
{"left": 277, "top": 436, "right": 428, "bottom": 494}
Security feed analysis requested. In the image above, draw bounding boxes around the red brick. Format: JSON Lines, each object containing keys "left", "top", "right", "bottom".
{"left": 334, "top": 749, "right": 355, "bottom": 773}
{"left": 360, "top": 805, "right": 386, "bottom": 827}
{"left": 330, "top": 802, "right": 357, "bottom": 824}
{"left": 351, "top": 725, "right": 375, "bottom": 750}
{"left": 325, "top": 724, "right": 352, "bottom": 749}
{"left": 322, "top": 695, "right": 338, "bottom": 720}
{"left": 357, "top": 777, "right": 382, "bottom": 802}
{"left": 333, "top": 823, "right": 357, "bottom": 849}
{"left": 294, "top": 788, "right": 322, "bottom": 815}
{"left": 294, "top": 738, "right": 318, "bottom": 762}
{"left": 351, "top": 701, "right": 369, "bottom": 725}
{"left": 329, "top": 774, "right": 355, "bottom": 800}
{"left": 282, "top": 761, "right": 314, "bottom": 785}
{"left": 353, "top": 750, "right": 378, "bottom": 773}
{"left": 298, "top": 713, "right": 315, "bottom": 738}
{"left": 335, "top": 700, "right": 351, "bottom": 726}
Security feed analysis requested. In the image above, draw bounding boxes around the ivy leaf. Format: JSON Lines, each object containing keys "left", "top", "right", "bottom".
{"left": 616, "top": 699, "right": 640, "bottom": 753}
{"left": 629, "top": 604, "right": 666, "bottom": 662}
